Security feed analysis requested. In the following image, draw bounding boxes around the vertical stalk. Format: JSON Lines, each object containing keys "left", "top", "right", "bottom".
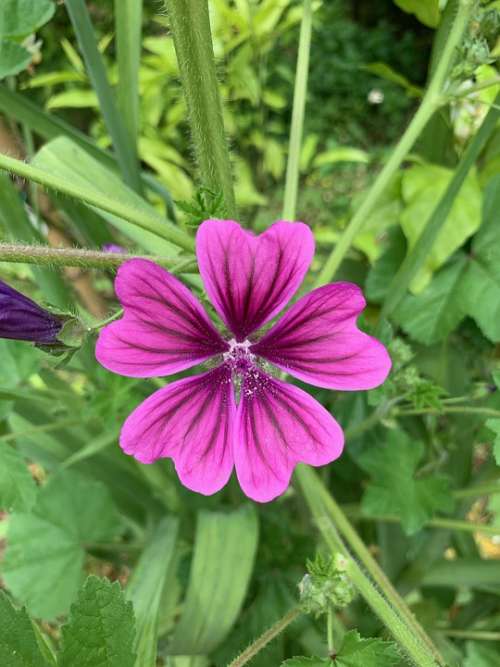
{"left": 297, "top": 465, "right": 444, "bottom": 667}
{"left": 282, "top": 0, "right": 313, "bottom": 220}
{"left": 164, "top": 0, "right": 236, "bottom": 217}
{"left": 315, "top": 0, "right": 474, "bottom": 285}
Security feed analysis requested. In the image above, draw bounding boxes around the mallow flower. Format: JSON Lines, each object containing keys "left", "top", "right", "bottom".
{"left": 96, "top": 220, "right": 391, "bottom": 502}
{"left": 0, "top": 279, "right": 62, "bottom": 344}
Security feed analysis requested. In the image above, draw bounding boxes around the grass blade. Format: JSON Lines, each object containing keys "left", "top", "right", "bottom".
{"left": 126, "top": 518, "right": 179, "bottom": 667}
{"left": 115, "top": 0, "right": 142, "bottom": 141}
{"left": 65, "top": 0, "right": 142, "bottom": 192}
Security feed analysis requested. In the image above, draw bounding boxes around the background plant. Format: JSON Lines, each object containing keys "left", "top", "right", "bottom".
{"left": 0, "top": 0, "right": 500, "bottom": 666}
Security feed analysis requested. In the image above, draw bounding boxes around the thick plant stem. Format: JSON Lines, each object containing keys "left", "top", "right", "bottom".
{"left": 297, "top": 465, "right": 444, "bottom": 667}
{"left": 0, "top": 153, "right": 194, "bottom": 252}
{"left": 315, "top": 0, "right": 473, "bottom": 285}
{"left": 227, "top": 608, "right": 301, "bottom": 667}
{"left": 164, "top": 0, "right": 236, "bottom": 217}
{"left": 282, "top": 0, "right": 313, "bottom": 220}
{"left": 0, "top": 243, "right": 197, "bottom": 272}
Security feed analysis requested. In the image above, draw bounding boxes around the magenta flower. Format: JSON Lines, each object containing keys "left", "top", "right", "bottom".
{"left": 96, "top": 220, "right": 390, "bottom": 502}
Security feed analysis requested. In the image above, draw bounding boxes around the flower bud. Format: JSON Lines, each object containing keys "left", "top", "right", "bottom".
{"left": 298, "top": 552, "right": 356, "bottom": 617}
{"left": 0, "top": 279, "right": 84, "bottom": 355}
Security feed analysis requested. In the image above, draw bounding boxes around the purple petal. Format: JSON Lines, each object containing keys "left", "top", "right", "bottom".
{"left": 121, "top": 365, "right": 235, "bottom": 495}
{"left": 196, "top": 220, "right": 314, "bottom": 341}
{"left": 251, "top": 283, "right": 391, "bottom": 390}
{"left": 96, "top": 259, "right": 228, "bottom": 377}
{"left": 0, "top": 279, "right": 61, "bottom": 343}
{"left": 235, "top": 368, "right": 343, "bottom": 502}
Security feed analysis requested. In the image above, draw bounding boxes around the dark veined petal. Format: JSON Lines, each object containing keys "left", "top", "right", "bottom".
{"left": 96, "top": 259, "right": 228, "bottom": 378}
{"left": 235, "top": 368, "right": 343, "bottom": 502}
{"left": 196, "top": 219, "right": 314, "bottom": 341}
{"left": 0, "top": 279, "right": 61, "bottom": 343}
{"left": 251, "top": 283, "right": 391, "bottom": 390}
{"left": 120, "top": 365, "right": 235, "bottom": 496}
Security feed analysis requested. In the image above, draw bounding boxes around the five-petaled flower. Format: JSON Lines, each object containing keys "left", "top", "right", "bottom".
{"left": 0, "top": 279, "right": 62, "bottom": 344}
{"left": 96, "top": 220, "right": 391, "bottom": 502}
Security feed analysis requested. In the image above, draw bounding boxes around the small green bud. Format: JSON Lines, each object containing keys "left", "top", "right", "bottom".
{"left": 298, "top": 553, "right": 356, "bottom": 617}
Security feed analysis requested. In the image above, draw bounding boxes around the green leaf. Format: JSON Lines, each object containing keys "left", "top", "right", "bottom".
{"left": 169, "top": 506, "right": 259, "bottom": 655}
{"left": 399, "top": 164, "right": 481, "bottom": 293}
{"left": 393, "top": 254, "right": 467, "bottom": 344}
{"left": 486, "top": 419, "right": 500, "bottom": 465}
{"left": 0, "top": 40, "right": 31, "bottom": 78}
{"left": 365, "top": 227, "right": 406, "bottom": 303}
{"left": 314, "top": 147, "right": 369, "bottom": 168}
{"left": 393, "top": 0, "right": 440, "bottom": 28}
{"left": 282, "top": 658, "right": 329, "bottom": 667}
{"left": 59, "top": 576, "right": 135, "bottom": 667}
{"left": 423, "top": 559, "right": 500, "bottom": 590}
{"left": 126, "top": 518, "right": 179, "bottom": 667}
{"left": 464, "top": 641, "right": 500, "bottom": 667}
{"left": 46, "top": 89, "right": 98, "bottom": 110}
{"left": 0, "top": 445, "right": 37, "bottom": 512}
{"left": 2, "top": 471, "right": 122, "bottom": 619}
{"left": 31, "top": 137, "right": 180, "bottom": 256}
{"left": 0, "top": 592, "right": 48, "bottom": 667}
{"left": 333, "top": 630, "right": 400, "bottom": 666}
{"left": 283, "top": 631, "right": 399, "bottom": 667}
{"left": 359, "top": 430, "right": 455, "bottom": 534}
{"left": 458, "top": 175, "right": 500, "bottom": 342}
{"left": 0, "top": 0, "right": 55, "bottom": 38}
{"left": 363, "top": 62, "right": 423, "bottom": 97}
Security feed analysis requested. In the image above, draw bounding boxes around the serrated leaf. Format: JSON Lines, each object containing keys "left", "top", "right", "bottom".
{"left": 282, "top": 658, "right": 329, "bottom": 667}
{"left": 0, "top": 39, "right": 31, "bottom": 78}
{"left": 282, "top": 631, "right": 400, "bottom": 667}
{"left": 400, "top": 164, "right": 481, "bottom": 293}
{"left": 393, "top": 254, "right": 467, "bottom": 344}
{"left": 359, "top": 430, "right": 455, "bottom": 534}
{"left": 331, "top": 630, "right": 400, "bottom": 666}
{"left": 458, "top": 175, "right": 500, "bottom": 342}
{"left": 0, "top": 0, "right": 55, "bottom": 38}
{"left": 0, "top": 445, "right": 37, "bottom": 512}
{"left": 59, "top": 576, "right": 135, "bottom": 667}
{"left": 2, "top": 471, "right": 122, "bottom": 619}
{"left": 0, "top": 592, "right": 48, "bottom": 667}
{"left": 169, "top": 506, "right": 258, "bottom": 655}
{"left": 486, "top": 419, "right": 500, "bottom": 465}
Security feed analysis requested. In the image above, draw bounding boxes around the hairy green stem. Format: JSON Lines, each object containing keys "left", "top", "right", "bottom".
{"left": 343, "top": 507, "right": 500, "bottom": 537}
{"left": 316, "top": 0, "right": 473, "bottom": 285}
{"left": 297, "top": 465, "right": 445, "bottom": 666}
{"left": 441, "top": 629, "right": 500, "bottom": 641}
{"left": 396, "top": 406, "right": 500, "bottom": 418}
{"left": 0, "top": 153, "right": 194, "bottom": 252}
{"left": 0, "top": 242, "right": 197, "bottom": 272}
{"left": 282, "top": 0, "right": 313, "bottom": 220}
{"left": 226, "top": 608, "right": 301, "bottom": 667}
{"left": 164, "top": 0, "right": 236, "bottom": 217}
{"left": 327, "top": 606, "right": 335, "bottom": 655}
{"left": 454, "top": 481, "right": 500, "bottom": 499}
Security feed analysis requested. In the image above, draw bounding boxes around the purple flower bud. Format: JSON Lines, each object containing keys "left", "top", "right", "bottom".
{"left": 0, "top": 279, "right": 63, "bottom": 344}
{"left": 102, "top": 244, "right": 126, "bottom": 254}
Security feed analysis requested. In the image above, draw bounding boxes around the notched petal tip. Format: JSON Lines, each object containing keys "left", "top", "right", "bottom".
{"left": 120, "top": 366, "right": 236, "bottom": 496}
{"left": 95, "top": 258, "right": 227, "bottom": 378}
{"left": 235, "top": 369, "right": 344, "bottom": 503}
{"left": 252, "top": 281, "right": 392, "bottom": 391}
{"left": 196, "top": 219, "right": 315, "bottom": 340}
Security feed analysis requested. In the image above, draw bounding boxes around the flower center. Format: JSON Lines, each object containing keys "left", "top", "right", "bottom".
{"left": 223, "top": 338, "right": 255, "bottom": 375}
